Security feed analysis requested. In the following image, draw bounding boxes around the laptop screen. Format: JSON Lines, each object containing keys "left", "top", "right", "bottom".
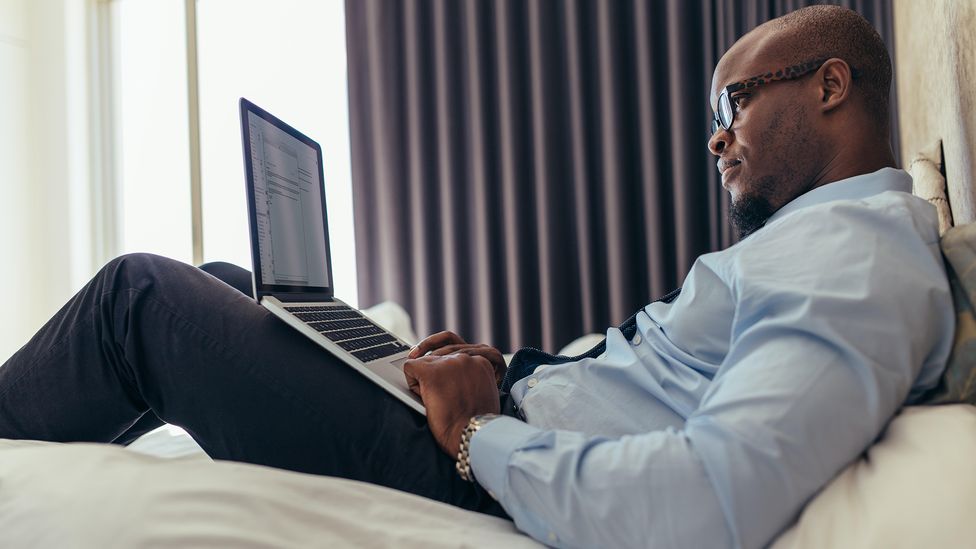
{"left": 240, "top": 98, "right": 333, "bottom": 299}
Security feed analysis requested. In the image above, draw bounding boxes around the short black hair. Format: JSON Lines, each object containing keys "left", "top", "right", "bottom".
{"left": 770, "top": 5, "right": 892, "bottom": 132}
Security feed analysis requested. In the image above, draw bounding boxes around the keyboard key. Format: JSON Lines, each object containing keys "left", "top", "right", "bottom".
{"left": 308, "top": 319, "right": 373, "bottom": 332}
{"left": 352, "top": 342, "right": 405, "bottom": 362}
{"left": 319, "top": 325, "right": 386, "bottom": 341}
{"left": 336, "top": 333, "right": 396, "bottom": 352}
{"left": 293, "top": 310, "right": 362, "bottom": 322}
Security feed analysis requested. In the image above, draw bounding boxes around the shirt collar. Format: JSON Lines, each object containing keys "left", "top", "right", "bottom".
{"left": 764, "top": 167, "right": 912, "bottom": 226}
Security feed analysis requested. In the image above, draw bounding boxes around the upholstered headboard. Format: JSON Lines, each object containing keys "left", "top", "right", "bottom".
{"left": 895, "top": 0, "right": 976, "bottom": 224}
{"left": 910, "top": 140, "right": 953, "bottom": 234}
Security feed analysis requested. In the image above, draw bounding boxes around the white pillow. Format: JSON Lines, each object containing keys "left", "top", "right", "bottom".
{"left": 772, "top": 404, "right": 976, "bottom": 548}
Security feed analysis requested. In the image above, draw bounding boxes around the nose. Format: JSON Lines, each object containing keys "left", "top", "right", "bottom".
{"left": 708, "top": 127, "right": 731, "bottom": 157}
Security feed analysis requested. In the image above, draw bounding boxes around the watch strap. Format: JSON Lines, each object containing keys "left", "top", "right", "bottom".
{"left": 456, "top": 413, "right": 501, "bottom": 482}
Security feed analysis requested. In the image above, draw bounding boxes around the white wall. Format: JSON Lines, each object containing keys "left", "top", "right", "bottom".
{"left": 0, "top": 0, "right": 38, "bottom": 361}
{"left": 0, "top": 0, "right": 92, "bottom": 361}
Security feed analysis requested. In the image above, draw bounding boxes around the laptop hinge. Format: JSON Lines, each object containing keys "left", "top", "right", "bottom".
{"left": 264, "top": 293, "right": 335, "bottom": 303}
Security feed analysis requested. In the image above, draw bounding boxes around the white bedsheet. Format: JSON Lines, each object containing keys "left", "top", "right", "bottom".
{"left": 0, "top": 438, "right": 540, "bottom": 548}
{"left": 1, "top": 405, "right": 974, "bottom": 547}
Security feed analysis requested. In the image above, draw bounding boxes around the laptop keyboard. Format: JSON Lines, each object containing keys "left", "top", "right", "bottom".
{"left": 284, "top": 304, "right": 410, "bottom": 362}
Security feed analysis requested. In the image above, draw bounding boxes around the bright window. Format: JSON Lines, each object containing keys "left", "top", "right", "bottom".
{"left": 115, "top": 0, "right": 193, "bottom": 263}
{"left": 113, "top": 0, "right": 357, "bottom": 305}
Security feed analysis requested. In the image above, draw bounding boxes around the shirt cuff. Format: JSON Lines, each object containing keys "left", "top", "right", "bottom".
{"left": 469, "top": 416, "right": 544, "bottom": 501}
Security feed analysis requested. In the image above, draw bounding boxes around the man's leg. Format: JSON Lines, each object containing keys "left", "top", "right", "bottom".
{"left": 0, "top": 253, "right": 503, "bottom": 516}
{"left": 112, "top": 260, "right": 256, "bottom": 445}
{"left": 198, "top": 260, "right": 255, "bottom": 298}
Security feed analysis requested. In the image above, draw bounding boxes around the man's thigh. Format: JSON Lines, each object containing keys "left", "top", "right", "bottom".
{"left": 132, "top": 256, "right": 500, "bottom": 514}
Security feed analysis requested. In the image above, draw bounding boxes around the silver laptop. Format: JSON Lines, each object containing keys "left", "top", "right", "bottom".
{"left": 239, "top": 98, "right": 424, "bottom": 415}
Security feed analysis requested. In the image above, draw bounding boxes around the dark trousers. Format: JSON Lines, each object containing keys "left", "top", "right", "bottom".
{"left": 0, "top": 253, "right": 504, "bottom": 517}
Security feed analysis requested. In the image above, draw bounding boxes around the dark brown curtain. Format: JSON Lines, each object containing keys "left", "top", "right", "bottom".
{"left": 345, "top": 0, "right": 898, "bottom": 353}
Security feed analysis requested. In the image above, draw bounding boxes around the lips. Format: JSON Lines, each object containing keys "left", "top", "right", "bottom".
{"left": 717, "top": 158, "right": 741, "bottom": 175}
{"left": 718, "top": 159, "right": 742, "bottom": 189}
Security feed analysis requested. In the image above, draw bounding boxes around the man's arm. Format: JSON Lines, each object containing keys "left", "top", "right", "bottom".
{"left": 401, "top": 334, "right": 732, "bottom": 547}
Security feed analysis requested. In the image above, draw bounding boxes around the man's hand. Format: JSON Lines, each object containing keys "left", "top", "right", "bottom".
{"left": 403, "top": 353, "right": 501, "bottom": 456}
{"left": 408, "top": 331, "right": 507, "bottom": 386}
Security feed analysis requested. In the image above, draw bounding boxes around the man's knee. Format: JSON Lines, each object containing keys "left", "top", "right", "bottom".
{"left": 100, "top": 253, "right": 187, "bottom": 292}
{"left": 104, "top": 252, "right": 178, "bottom": 274}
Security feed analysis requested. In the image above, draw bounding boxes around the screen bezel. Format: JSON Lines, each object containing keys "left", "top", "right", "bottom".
{"left": 240, "top": 97, "right": 335, "bottom": 301}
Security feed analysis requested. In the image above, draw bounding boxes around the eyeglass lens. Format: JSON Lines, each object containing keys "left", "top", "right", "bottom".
{"left": 710, "top": 93, "right": 735, "bottom": 137}
{"left": 718, "top": 93, "right": 734, "bottom": 130}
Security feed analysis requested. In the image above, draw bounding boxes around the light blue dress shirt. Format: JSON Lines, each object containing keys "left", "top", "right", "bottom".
{"left": 470, "top": 168, "right": 954, "bottom": 548}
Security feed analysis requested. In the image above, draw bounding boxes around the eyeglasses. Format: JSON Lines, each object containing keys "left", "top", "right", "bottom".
{"left": 710, "top": 58, "right": 859, "bottom": 136}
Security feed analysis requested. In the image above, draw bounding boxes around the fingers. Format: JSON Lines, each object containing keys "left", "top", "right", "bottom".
{"left": 430, "top": 343, "right": 503, "bottom": 367}
{"left": 404, "top": 353, "right": 495, "bottom": 376}
{"left": 428, "top": 343, "right": 483, "bottom": 356}
{"left": 408, "top": 331, "right": 466, "bottom": 359}
{"left": 402, "top": 353, "right": 497, "bottom": 401}
{"left": 402, "top": 359, "right": 425, "bottom": 397}
{"left": 403, "top": 355, "right": 447, "bottom": 393}
{"left": 429, "top": 344, "right": 502, "bottom": 365}
{"left": 470, "top": 355, "right": 497, "bottom": 380}
{"left": 422, "top": 344, "right": 504, "bottom": 386}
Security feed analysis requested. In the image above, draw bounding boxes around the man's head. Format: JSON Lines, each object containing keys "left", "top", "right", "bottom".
{"left": 708, "top": 5, "right": 894, "bottom": 237}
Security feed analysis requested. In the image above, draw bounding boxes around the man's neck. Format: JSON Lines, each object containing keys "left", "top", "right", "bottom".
{"left": 808, "top": 142, "right": 897, "bottom": 192}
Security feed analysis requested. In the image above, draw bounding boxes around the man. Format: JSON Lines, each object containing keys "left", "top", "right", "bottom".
{"left": 0, "top": 5, "right": 954, "bottom": 548}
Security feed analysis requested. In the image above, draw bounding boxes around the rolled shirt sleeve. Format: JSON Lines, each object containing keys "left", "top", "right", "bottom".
{"left": 470, "top": 192, "right": 953, "bottom": 548}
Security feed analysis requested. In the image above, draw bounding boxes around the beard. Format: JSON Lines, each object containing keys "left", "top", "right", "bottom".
{"left": 727, "top": 102, "right": 815, "bottom": 239}
{"left": 729, "top": 194, "right": 775, "bottom": 238}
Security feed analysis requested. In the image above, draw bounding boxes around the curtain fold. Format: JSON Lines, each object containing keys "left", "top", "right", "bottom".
{"left": 345, "top": 0, "right": 897, "bottom": 353}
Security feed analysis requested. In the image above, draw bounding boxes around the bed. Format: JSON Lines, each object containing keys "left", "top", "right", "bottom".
{"left": 2, "top": 179, "right": 976, "bottom": 547}
{"left": 1, "top": 402, "right": 974, "bottom": 548}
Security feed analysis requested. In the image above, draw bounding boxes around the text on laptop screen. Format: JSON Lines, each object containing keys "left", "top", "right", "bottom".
{"left": 247, "top": 111, "right": 331, "bottom": 288}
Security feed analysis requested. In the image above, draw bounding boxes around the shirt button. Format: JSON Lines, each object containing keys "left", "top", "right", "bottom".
{"left": 488, "top": 490, "right": 497, "bottom": 500}
{"left": 526, "top": 378, "right": 538, "bottom": 388}
{"left": 548, "top": 532, "right": 558, "bottom": 543}
{"left": 534, "top": 364, "right": 549, "bottom": 373}
{"left": 631, "top": 333, "right": 642, "bottom": 346}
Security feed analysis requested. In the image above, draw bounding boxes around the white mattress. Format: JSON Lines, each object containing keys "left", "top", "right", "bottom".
{"left": 0, "top": 437, "right": 540, "bottom": 548}
{"left": 1, "top": 405, "right": 974, "bottom": 547}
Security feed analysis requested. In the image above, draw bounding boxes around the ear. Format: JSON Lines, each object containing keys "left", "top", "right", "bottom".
{"left": 816, "top": 58, "right": 853, "bottom": 113}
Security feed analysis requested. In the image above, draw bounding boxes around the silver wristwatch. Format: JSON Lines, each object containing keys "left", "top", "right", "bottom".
{"left": 456, "top": 413, "right": 501, "bottom": 482}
